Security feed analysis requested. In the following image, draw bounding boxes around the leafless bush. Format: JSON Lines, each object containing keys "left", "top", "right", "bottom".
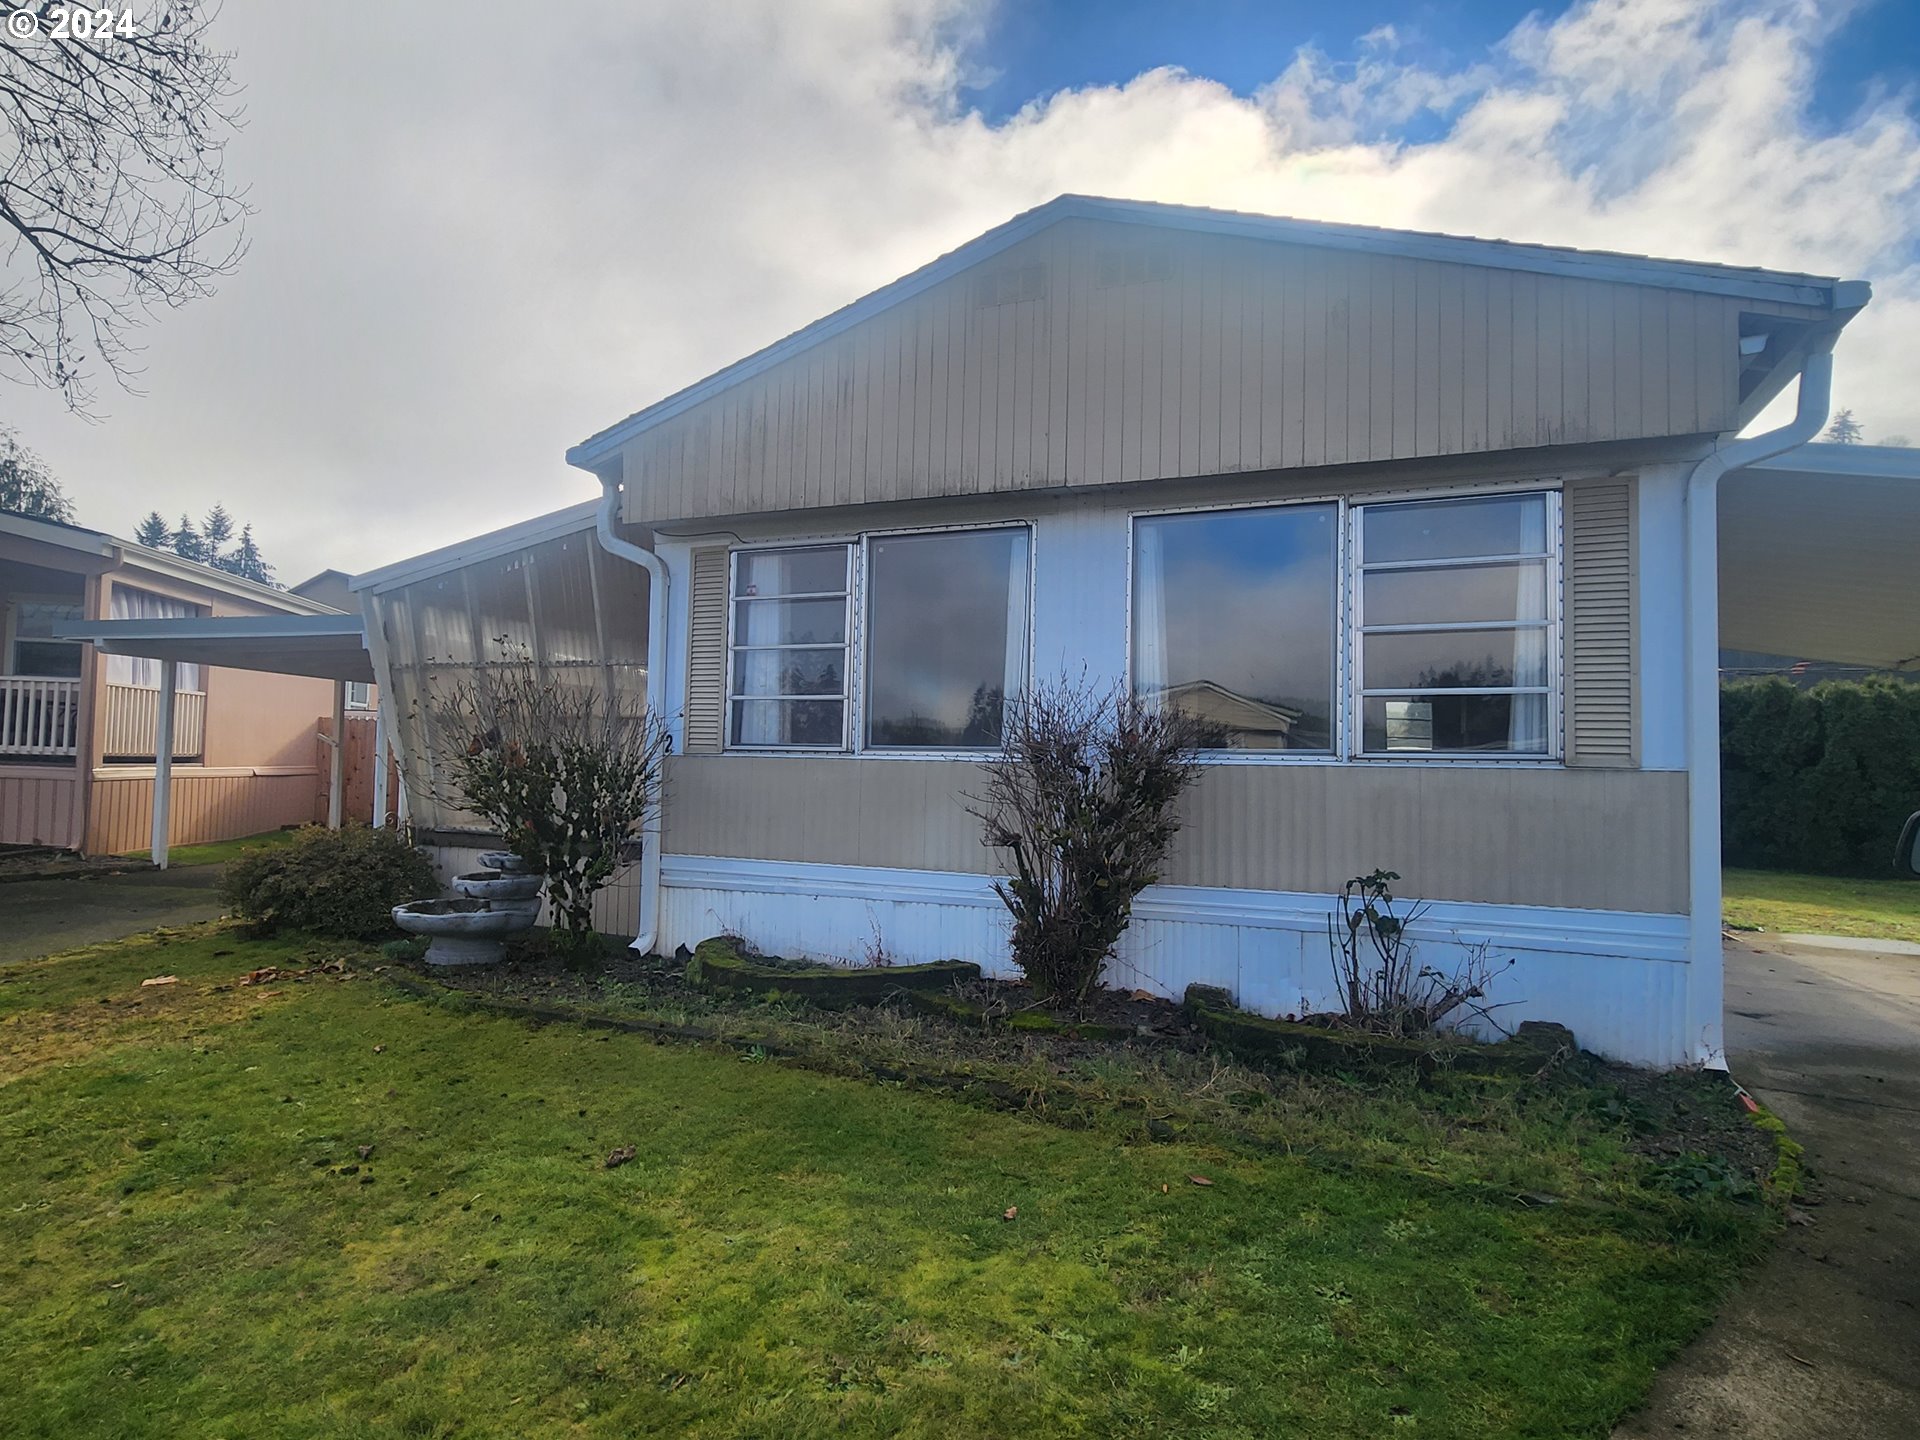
{"left": 426, "top": 648, "right": 670, "bottom": 967}
{"left": 1327, "top": 869, "right": 1515, "bottom": 1037}
{"left": 970, "top": 678, "right": 1219, "bottom": 1003}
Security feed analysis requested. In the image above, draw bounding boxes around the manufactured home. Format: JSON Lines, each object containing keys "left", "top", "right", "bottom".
{"left": 0, "top": 511, "right": 359, "bottom": 854}
{"left": 64, "top": 196, "right": 1904, "bottom": 1066}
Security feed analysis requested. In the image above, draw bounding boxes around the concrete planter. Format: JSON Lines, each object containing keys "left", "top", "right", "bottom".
{"left": 392, "top": 897, "right": 537, "bottom": 967}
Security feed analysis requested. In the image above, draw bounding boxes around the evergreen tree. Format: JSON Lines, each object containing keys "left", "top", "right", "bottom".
{"left": 214, "top": 524, "right": 274, "bottom": 585}
{"left": 1824, "top": 408, "right": 1863, "bottom": 444}
{"left": 0, "top": 424, "right": 75, "bottom": 522}
{"left": 171, "top": 514, "right": 205, "bottom": 562}
{"left": 201, "top": 503, "right": 234, "bottom": 554}
{"left": 133, "top": 511, "right": 171, "bottom": 548}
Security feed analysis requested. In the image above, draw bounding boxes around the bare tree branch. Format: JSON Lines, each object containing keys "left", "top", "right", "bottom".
{"left": 0, "top": 2, "right": 248, "bottom": 411}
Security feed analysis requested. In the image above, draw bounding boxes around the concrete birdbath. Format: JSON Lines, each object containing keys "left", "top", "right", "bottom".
{"left": 392, "top": 852, "right": 544, "bottom": 967}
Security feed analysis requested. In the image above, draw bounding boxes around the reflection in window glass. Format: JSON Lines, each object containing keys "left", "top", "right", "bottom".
{"left": 11, "top": 601, "right": 82, "bottom": 678}
{"left": 1132, "top": 504, "right": 1337, "bottom": 751}
{"left": 865, "top": 528, "right": 1029, "bottom": 748}
{"left": 729, "top": 545, "right": 849, "bottom": 748}
{"left": 1357, "top": 492, "right": 1553, "bottom": 756}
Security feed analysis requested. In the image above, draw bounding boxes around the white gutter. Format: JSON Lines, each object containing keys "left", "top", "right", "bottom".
{"left": 1683, "top": 339, "right": 1837, "bottom": 1067}
{"left": 594, "top": 478, "right": 670, "bottom": 956}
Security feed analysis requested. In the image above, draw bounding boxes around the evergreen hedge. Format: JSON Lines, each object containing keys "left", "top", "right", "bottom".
{"left": 1721, "top": 677, "right": 1920, "bottom": 876}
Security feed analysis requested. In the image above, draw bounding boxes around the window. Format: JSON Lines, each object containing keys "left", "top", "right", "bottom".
{"left": 865, "top": 527, "right": 1030, "bottom": 748}
{"left": 1133, "top": 504, "right": 1338, "bottom": 751}
{"left": 10, "top": 600, "right": 83, "bottom": 678}
{"left": 1354, "top": 492, "right": 1556, "bottom": 756}
{"left": 727, "top": 545, "right": 850, "bottom": 748}
{"left": 106, "top": 587, "right": 205, "bottom": 691}
{"left": 345, "top": 681, "right": 374, "bottom": 710}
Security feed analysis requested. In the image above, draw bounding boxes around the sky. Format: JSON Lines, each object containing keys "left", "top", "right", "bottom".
{"left": 6, "top": 0, "right": 1920, "bottom": 583}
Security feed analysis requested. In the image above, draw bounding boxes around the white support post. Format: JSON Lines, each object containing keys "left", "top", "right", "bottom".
{"left": 327, "top": 679, "right": 346, "bottom": 830}
{"left": 151, "top": 659, "right": 177, "bottom": 870}
{"left": 371, "top": 698, "right": 389, "bottom": 828}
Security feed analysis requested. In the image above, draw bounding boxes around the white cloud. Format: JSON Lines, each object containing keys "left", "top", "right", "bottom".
{"left": 7, "top": 0, "right": 1917, "bottom": 579}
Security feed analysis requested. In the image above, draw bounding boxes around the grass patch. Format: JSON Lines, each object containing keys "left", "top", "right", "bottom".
{"left": 0, "top": 927, "right": 1780, "bottom": 1438}
{"left": 1723, "top": 867, "right": 1920, "bottom": 945}
{"left": 123, "top": 827, "right": 299, "bottom": 869}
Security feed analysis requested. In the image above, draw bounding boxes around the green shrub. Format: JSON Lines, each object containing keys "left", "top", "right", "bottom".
{"left": 1722, "top": 677, "right": 1920, "bottom": 875}
{"left": 222, "top": 825, "right": 438, "bottom": 939}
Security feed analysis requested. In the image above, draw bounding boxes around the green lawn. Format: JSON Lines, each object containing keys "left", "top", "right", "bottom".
{"left": 1724, "top": 868, "right": 1920, "bottom": 945}
{"left": 124, "top": 826, "right": 300, "bottom": 868}
{"left": 0, "top": 927, "right": 1772, "bottom": 1438}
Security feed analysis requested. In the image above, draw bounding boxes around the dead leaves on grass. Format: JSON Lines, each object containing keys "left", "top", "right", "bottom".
{"left": 604, "top": 1145, "right": 636, "bottom": 1170}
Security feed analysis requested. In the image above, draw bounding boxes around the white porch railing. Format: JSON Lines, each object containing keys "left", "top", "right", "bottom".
{"left": 102, "top": 682, "right": 206, "bottom": 761}
{"left": 0, "top": 676, "right": 81, "bottom": 757}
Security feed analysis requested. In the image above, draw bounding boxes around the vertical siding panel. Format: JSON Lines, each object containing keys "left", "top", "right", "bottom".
{"left": 1139, "top": 251, "right": 1167, "bottom": 478}
{"left": 1120, "top": 260, "right": 1145, "bottom": 481}
{"left": 1344, "top": 254, "right": 1371, "bottom": 462}
{"left": 959, "top": 290, "right": 983, "bottom": 493}
{"left": 848, "top": 313, "right": 872, "bottom": 503}
{"left": 1535, "top": 276, "right": 1564, "bottom": 447}
{"left": 1461, "top": 265, "right": 1489, "bottom": 453}
{"left": 1239, "top": 246, "right": 1265, "bottom": 469}
{"left": 1367, "top": 256, "right": 1395, "bottom": 460}
{"left": 1391, "top": 258, "right": 1417, "bottom": 458}
{"left": 1045, "top": 226, "right": 1072, "bottom": 484}
{"left": 1218, "top": 246, "right": 1245, "bottom": 473}
{"left": 1561, "top": 280, "right": 1591, "bottom": 445}
{"left": 1640, "top": 288, "right": 1670, "bottom": 438}
{"left": 1198, "top": 240, "right": 1224, "bottom": 476}
{"left": 1510, "top": 270, "right": 1539, "bottom": 450}
{"left": 1611, "top": 284, "right": 1642, "bottom": 439}
{"left": 1281, "top": 248, "right": 1308, "bottom": 468}
{"left": 1066, "top": 222, "right": 1096, "bottom": 486}
{"left": 1260, "top": 247, "right": 1288, "bottom": 468}
{"left": 1177, "top": 239, "right": 1203, "bottom": 476}
{"left": 1301, "top": 248, "right": 1328, "bottom": 468}
{"left": 1413, "top": 260, "right": 1441, "bottom": 457}
{"left": 1486, "top": 269, "right": 1514, "bottom": 450}
{"left": 1322, "top": 251, "right": 1350, "bottom": 467}
{"left": 1586, "top": 283, "right": 1617, "bottom": 440}
{"left": 1667, "top": 291, "right": 1699, "bottom": 435}
{"left": 1436, "top": 262, "right": 1465, "bottom": 455}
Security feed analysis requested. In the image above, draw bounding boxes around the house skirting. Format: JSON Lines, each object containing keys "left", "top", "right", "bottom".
{"left": 654, "top": 856, "right": 1700, "bottom": 1069}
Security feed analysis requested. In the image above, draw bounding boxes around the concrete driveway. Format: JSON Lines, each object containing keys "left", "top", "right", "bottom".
{"left": 0, "top": 866, "right": 225, "bottom": 966}
{"left": 1617, "top": 939, "right": 1920, "bottom": 1438}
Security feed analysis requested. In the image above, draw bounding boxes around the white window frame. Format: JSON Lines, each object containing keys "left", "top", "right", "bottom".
{"left": 344, "top": 680, "right": 375, "bottom": 710}
{"left": 5, "top": 593, "right": 86, "bottom": 679}
{"left": 1347, "top": 488, "right": 1563, "bottom": 762}
{"left": 723, "top": 541, "right": 855, "bottom": 752}
{"left": 1126, "top": 495, "right": 1346, "bottom": 763}
{"left": 721, "top": 520, "right": 1037, "bottom": 757}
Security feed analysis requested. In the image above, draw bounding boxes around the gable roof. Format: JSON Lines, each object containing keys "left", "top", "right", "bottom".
{"left": 567, "top": 194, "right": 1867, "bottom": 472}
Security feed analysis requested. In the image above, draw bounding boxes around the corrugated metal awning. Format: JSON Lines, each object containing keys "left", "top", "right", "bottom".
{"left": 1722, "top": 443, "right": 1920, "bottom": 671}
{"left": 55, "top": 614, "right": 375, "bottom": 683}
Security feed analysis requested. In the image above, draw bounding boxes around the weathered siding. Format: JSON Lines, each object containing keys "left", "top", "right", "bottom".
{"left": 662, "top": 756, "right": 1687, "bottom": 914}
{"left": 622, "top": 218, "right": 1775, "bottom": 525}
{"left": 0, "top": 764, "right": 83, "bottom": 848}
{"left": 85, "top": 767, "right": 318, "bottom": 855}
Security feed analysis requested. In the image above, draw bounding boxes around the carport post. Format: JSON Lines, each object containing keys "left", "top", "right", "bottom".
{"left": 151, "top": 659, "right": 176, "bottom": 870}
{"left": 371, "top": 700, "right": 389, "bottom": 828}
{"left": 327, "top": 679, "right": 346, "bottom": 830}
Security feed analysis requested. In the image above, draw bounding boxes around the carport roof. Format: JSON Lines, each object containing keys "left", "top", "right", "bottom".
{"left": 54, "top": 613, "right": 375, "bottom": 684}
{"left": 1722, "top": 443, "right": 1920, "bottom": 671}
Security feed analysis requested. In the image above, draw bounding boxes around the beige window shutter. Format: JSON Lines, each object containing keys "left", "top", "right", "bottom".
{"left": 684, "top": 547, "right": 730, "bottom": 754}
{"left": 1564, "top": 477, "right": 1638, "bottom": 767}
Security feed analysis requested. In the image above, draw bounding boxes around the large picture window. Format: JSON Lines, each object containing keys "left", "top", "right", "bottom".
{"left": 1355, "top": 492, "right": 1556, "bottom": 756}
{"left": 865, "top": 527, "right": 1030, "bottom": 749}
{"left": 1133, "top": 503, "right": 1338, "bottom": 751}
{"left": 727, "top": 545, "right": 851, "bottom": 748}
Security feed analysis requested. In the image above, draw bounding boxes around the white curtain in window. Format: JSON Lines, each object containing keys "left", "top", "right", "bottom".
{"left": 1132, "top": 523, "right": 1168, "bottom": 700}
{"left": 106, "top": 587, "right": 202, "bottom": 691}
{"left": 1507, "top": 502, "right": 1549, "bottom": 752}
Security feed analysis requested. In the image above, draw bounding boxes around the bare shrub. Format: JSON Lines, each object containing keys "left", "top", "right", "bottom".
{"left": 971, "top": 679, "right": 1219, "bottom": 1003}
{"left": 426, "top": 649, "right": 670, "bottom": 968}
{"left": 1327, "top": 869, "right": 1514, "bottom": 1037}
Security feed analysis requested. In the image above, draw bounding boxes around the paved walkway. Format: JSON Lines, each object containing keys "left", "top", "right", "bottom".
{"left": 1616, "top": 939, "right": 1920, "bottom": 1438}
{"left": 0, "top": 867, "right": 225, "bottom": 965}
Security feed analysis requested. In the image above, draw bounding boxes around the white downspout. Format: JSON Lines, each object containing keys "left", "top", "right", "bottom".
{"left": 1684, "top": 339, "right": 1835, "bottom": 1067}
{"left": 595, "top": 477, "right": 669, "bottom": 956}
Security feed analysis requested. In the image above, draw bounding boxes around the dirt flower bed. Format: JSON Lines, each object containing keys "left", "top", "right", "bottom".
{"left": 404, "top": 934, "right": 1782, "bottom": 1197}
